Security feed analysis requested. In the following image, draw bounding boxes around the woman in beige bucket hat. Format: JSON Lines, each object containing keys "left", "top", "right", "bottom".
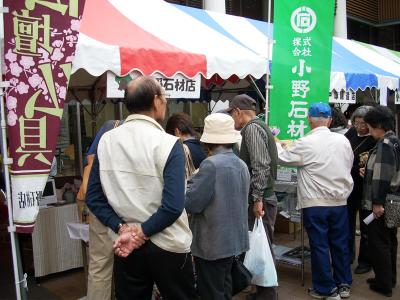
{"left": 185, "top": 113, "right": 251, "bottom": 299}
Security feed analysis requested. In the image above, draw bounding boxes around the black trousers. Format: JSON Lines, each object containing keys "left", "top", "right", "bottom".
{"left": 368, "top": 216, "right": 398, "bottom": 291}
{"left": 114, "top": 241, "right": 197, "bottom": 300}
{"left": 194, "top": 256, "right": 233, "bottom": 300}
{"left": 347, "top": 198, "right": 370, "bottom": 266}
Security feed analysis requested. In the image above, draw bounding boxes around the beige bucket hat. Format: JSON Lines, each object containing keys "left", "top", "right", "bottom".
{"left": 200, "top": 113, "right": 238, "bottom": 144}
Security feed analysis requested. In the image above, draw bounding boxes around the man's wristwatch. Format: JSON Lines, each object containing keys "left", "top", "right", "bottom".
{"left": 117, "top": 223, "right": 128, "bottom": 235}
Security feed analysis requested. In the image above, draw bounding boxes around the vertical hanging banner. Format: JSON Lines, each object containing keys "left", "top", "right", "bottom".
{"left": 269, "top": 0, "right": 335, "bottom": 140}
{"left": 3, "top": 0, "right": 85, "bottom": 233}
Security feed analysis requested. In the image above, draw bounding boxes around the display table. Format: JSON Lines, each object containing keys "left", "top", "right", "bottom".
{"left": 67, "top": 222, "right": 90, "bottom": 289}
{"left": 274, "top": 181, "right": 309, "bottom": 286}
{"left": 32, "top": 203, "right": 83, "bottom": 278}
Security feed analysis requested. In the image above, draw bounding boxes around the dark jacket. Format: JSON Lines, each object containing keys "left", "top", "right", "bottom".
{"left": 345, "top": 127, "right": 376, "bottom": 206}
{"left": 183, "top": 138, "right": 207, "bottom": 169}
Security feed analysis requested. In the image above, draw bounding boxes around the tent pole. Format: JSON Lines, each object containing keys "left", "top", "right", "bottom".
{"left": 249, "top": 76, "right": 266, "bottom": 104}
{"left": 1, "top": 81, "right": 27, "bottom": 300}
{"left": 118, "top": 100, "right": 123, "bottom": 120}
{"left": 76, "top": 102, "right": 83, "bottom": 176}
{"left": 0, "top": 3, "right": 27, "bottom": 300}
{"left": 265, "top": 0, "right": 273, "bottom": 124}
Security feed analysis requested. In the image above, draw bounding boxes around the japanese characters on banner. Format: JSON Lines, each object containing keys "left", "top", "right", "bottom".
{"left": 329, "top": 89, "right": 356, "bottom": 104}
{"left": 106, "top": 71, "right": 201, "bottom": 99}
{"left": 269, "top": 1, "right": 335, "bottom": 140}
{"left": 3, "top": 0, "right": 85, "bottom": 233}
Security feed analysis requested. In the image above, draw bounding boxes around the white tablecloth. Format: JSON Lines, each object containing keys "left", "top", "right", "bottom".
{"left": 32, "top": 203, "right": 83, "bottom": 277}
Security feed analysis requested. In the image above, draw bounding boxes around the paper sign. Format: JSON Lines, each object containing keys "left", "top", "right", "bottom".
{"left": 329, "top": 89, "right": 356, "bottom": 104}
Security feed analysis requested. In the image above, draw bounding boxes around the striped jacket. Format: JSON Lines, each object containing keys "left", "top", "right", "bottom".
{"left": 363, "top": 131, "right": 400, "bottom": 210}
{"left": 239, "top": 117, "right": 278, "bottom": 202}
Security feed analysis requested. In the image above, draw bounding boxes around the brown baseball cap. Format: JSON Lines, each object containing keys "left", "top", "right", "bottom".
{"left": 226, "top": 94, "right": 257, "bottom": 113}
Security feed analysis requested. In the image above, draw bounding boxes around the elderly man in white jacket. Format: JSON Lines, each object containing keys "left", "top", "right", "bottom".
{"left": 276, "top": 103, "right": 354, "bottom": 300}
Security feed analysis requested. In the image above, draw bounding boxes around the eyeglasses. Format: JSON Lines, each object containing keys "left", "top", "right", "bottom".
{"left": 354, "top": 122, "right": 367, "bottom": 128}
{"left": 157, "top": 93, "right": 171, "bottom": 99}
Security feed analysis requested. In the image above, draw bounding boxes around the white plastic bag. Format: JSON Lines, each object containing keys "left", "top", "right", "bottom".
{"left": 243, "top": 218, "right": 278, "bottom": 287}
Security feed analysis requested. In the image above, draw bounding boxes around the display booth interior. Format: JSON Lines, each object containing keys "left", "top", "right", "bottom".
{"left": 6, "top": 0, "right": 400, "bottom": 289}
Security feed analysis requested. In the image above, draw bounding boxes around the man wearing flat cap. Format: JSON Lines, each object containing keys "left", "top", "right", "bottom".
{"left": 276, "top": 103, "right": 353, "bottom": 300}
{"left": 227, "top": 94, "right": 278, "bottom": 300}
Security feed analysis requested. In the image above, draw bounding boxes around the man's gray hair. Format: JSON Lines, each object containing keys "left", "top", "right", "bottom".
{"left": 351, "top": 105, "right": 374, "bottom": 123}
{"left": 309, "top": 116, "right": 331, "bottom": 126}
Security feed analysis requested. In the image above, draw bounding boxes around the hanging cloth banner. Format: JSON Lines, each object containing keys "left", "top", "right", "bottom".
{"left": 3, "top": 0, "right": 85, "bottom": 233}
{"left": 269, "top": 0, "right": 335, "bottom": 140}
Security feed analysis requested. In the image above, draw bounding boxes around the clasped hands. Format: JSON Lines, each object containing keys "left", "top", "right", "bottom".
{"left": 113, "top": 225, "right": 148, "bottom": 258}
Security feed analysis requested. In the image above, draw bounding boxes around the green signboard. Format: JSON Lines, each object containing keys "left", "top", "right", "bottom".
{"left": 269, "top": 1, "right": 335, "bottom": 140}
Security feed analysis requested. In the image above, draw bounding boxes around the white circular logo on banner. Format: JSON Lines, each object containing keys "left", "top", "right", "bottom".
{"left": 290, "top": 6, "right": 317, "bottom": 34}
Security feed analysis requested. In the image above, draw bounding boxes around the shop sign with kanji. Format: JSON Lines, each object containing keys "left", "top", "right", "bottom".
{"left": 107, "top": 71, "right": 201, "bottom": 99}
{"left": 329, "top": 89, "right": 356, "bottom": 104}
{"left": 3, "top": 0, "right": 85, "bottom": 232}
{"left": 269, "top": 1, "right": 335, "bottom": 140}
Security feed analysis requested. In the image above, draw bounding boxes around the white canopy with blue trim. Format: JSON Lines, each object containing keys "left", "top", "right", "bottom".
{"left": 174, "top": 3, "right": 400, "bottom": 92}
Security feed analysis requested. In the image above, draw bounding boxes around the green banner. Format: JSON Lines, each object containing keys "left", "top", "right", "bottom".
{"left": 269, "top": 1, "right": 335, "bottom": 140}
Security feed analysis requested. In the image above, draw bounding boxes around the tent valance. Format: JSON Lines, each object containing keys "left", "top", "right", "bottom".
{"left": 72, "top": 0, "right": 270, "bottom": 80}
{"left": 331, "top": 37, "right": 400, "bottom": 92}
{"left": 72, "top": 0, "right": 400, "bottom": 92}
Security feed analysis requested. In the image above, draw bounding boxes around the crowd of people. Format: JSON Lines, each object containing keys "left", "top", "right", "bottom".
{"left": 80, "top": 76, "right": 399, "bottom": 300}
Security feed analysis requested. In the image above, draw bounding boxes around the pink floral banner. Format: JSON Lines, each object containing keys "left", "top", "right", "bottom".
{"left": 3, "top": 0, "right": 85, "bottom": 233}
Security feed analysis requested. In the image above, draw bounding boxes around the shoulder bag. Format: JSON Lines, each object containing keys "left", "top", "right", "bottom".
{"left": 231, "top": 256, "right": 252, "bottom": 296}
{"left": 385, "top": 194, "right": 400, "bottom": 228}
{"left": 182, "top": 143, "right": 196, "bottom": 179}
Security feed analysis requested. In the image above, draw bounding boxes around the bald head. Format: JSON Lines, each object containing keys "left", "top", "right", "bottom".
{"left": 124, "top": 76, "right": 163, "bottom": 113}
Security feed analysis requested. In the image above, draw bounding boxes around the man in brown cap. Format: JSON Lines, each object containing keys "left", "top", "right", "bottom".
{"left": 227, "top": 94, "right": 278, "bottom": 300}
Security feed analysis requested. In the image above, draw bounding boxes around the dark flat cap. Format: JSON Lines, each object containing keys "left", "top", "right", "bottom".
{"left": 226, "top": 94, "right": 257, "bottom": 112}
